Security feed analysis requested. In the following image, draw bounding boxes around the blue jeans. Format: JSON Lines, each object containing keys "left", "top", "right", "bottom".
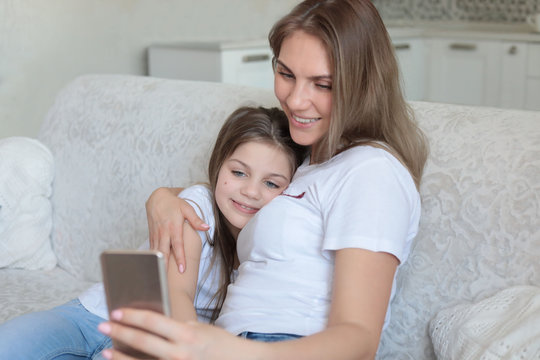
{"left": 0, "top": 298, "right": 111, "bottom": 359}
{"left": 238, "top": 331, "right": 303, "bottom": 342}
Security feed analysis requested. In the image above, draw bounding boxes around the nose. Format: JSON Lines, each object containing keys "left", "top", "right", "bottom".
{"left": 286, "top": 81, "right": 310, "bottom": 110}
{"left": 240, "top": 179, "right": 261, "bottom": 200}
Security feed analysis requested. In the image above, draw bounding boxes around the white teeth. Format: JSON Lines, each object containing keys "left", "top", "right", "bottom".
{"left": 240, "top": 204, "right": 255, "bottom": 211}
{"left": 293, "top": 115, "right": 320, "bottom": 124}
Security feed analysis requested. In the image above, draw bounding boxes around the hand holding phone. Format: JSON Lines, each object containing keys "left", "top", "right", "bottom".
{"left": 100, "top": 250, "right": 171, "bottom": 359}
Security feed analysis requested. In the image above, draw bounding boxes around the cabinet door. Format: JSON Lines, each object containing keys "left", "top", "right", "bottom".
{"left": 499, "top": 42, "right": 527, "bottom": 109}
{"left": 221, "top": 48, "right": 274, "bottom": 90}
{"left": 427, "top": 38, "right": 500, "bottom": 106}
{"left": 393, "top": 38, "right": 425, "bottom": 101}
{"left": 525, "top": 44, "right": 540, "bottom": 111}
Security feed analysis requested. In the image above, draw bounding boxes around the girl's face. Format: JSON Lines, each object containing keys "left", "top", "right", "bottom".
{"left": 215, "top": 141, "right": 293, "bottom": 238}
{"left": 274, "top": 30, "right": 333, "bottom": 154}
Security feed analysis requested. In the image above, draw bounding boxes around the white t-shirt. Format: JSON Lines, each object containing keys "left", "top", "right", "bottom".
{"left": 216, "top": 146, "right": 421, "bottom": 336}
{"left": 79, "top": 185, "right": 220, "bottom": 323}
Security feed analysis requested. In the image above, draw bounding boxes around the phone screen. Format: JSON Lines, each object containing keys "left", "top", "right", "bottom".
{"left": 100, "top": 250, "right": 171, "bottom": 359}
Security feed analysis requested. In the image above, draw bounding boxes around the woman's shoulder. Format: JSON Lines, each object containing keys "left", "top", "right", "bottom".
{"left": 334, "top": 144, "right": 399, "bottom": 167}
{"left": 332, "top": 145, "right": 416, "bottom": 190}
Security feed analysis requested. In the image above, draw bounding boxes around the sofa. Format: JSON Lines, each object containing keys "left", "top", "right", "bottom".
{"left": 0, "top": 74, "right": 538, "bottom": 359}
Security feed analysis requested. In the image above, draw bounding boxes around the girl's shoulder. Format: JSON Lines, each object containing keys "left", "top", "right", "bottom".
{"left": 179, "top": 184, "right": 211, "bottom": 201}
{"left": 179, "top": 184, "right": 214, "bottom": 225}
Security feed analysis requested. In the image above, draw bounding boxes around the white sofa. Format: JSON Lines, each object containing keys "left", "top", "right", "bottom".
{"left": 0, "top": 74, "right": 538, "bottom": 359}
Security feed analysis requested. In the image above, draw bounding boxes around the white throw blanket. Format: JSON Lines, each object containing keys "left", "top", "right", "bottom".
{"left": 0, "top": 137, "right": 56, "bottom": 270}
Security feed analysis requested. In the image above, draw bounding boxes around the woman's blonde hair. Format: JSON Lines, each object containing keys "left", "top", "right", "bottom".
{"left": 269, "top": 0, "right": 428, "bottom": 188}
{"left": 204, "top": 106, "right": 307, "bottom": 321}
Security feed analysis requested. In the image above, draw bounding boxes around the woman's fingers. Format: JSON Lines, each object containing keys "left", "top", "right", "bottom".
{"left": 182, "top": 201, "right": 210, "bottom": 232}
{"left": 171, "top": 198, "right": 209, "bottom": 273}
{"left": 99, "top": 310, "right": 190, "bottom": 360}
{"left": 145, "top": 186, "right": 209, "bottom": 273}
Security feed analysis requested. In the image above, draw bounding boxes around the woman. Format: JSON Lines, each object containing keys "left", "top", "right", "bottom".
{"left": 99, "top": 0, "right": 429, "bottom": 359}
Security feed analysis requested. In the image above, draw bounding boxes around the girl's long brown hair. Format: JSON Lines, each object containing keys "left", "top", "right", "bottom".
{"left": 202, "top": 106, "right": 307, "bottom": 322}
{"left": 269, "top": 0, "right": 428, "bottom": 189}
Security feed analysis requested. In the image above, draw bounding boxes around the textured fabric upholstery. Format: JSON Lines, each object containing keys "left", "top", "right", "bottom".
{"left": 378, "top": 102, "right": 540, "bottom": 359}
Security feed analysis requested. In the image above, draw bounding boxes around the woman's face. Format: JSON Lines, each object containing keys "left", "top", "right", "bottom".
{"left": 215, "top": 141, "right": 293, "bottom": 238}
{"left": 274, "top": 30, "right": 333, "bottom": 153}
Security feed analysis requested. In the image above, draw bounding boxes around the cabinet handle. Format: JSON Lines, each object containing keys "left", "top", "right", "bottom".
{"left": 449, "top": 43, "right": 477, "bottom": 51}
{"left": 242, "top": 54, "right": 270, "bottom": 63}
{"left": 394, "top": 43, "right": 411, "bottom": 51}
{"left": 508, "top": 45, "right": 518, "bottom": 55}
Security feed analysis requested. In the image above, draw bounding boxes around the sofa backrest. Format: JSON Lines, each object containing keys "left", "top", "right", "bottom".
{"left": 38, "top": 75, "right": 278, "bottom": 282}
{"left": 378, "top": 101, "right": 540, "bottom": 359}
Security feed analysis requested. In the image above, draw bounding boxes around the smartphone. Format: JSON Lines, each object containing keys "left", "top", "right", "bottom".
{"left": 100, "top": 249, "right": 171, "bottom": 359}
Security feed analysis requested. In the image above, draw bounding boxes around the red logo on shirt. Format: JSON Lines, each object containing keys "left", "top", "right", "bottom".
{"left": 281, "top": 192, "right": 305, "bottom": 199}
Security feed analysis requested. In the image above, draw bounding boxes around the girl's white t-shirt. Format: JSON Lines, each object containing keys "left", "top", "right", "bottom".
{"left": 79, "top": 185, "right": 220, "bottom": 323}
{"left": 216, "top": 146, "right": 421, "bottom": 336}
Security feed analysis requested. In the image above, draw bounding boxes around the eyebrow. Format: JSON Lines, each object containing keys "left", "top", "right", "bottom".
{"left": 275, "top": 59, "right": 332, "bottom": 81}
{"left": 228, "top": 158, "right": 290, "bottom": 181}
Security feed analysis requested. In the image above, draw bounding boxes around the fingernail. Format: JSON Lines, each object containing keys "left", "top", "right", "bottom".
{"left": 179, "top": 264, "right": 185, "bottom": 273}
{"left": 202, "top": 223, "right": 210, "bottom": 229}
{"left": 101, "top": 349, "right": 112, "bottom": 359}
{"left": 98, "top": 322, "right": 111, "bottom": 335}
{"left": 111, "top": 310, "right": 123, "bottom": 320}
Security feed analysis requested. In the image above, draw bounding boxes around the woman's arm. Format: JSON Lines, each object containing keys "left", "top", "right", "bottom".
{"left": 146, "top": 187, "right": 209, "bottom": 272}
{"left": 166, "top": 221, "right": 203, "bottom": 322}
{"left": 262, "top": 248, "right": 398, "bottom": 360}
{"left": 99, "top": 248, "right": 398, "bottom": 360}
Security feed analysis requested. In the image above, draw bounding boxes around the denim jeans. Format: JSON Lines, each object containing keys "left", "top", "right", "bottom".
{"left": 238, "top": 331, "right": 303, "bottom": 342}
{"left": 0, "top": 298, "right": 111, "bottom": 359}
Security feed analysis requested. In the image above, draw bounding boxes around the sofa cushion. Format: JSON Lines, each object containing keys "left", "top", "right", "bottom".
{"left": 0, "top": 267, "right": 94, "bottom": 323}
{"left": 0, "top": 137, "right": 56, "bottom": 270}
{"left": 429, "top": 286, "right": 540, "bottom": 359}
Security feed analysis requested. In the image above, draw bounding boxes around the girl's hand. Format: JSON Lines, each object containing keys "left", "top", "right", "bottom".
{"left": 146, "top": 187, "right": 209, "bottom": 273}
{"left": 98, "top": 309, "right": 250, "bottom": 360}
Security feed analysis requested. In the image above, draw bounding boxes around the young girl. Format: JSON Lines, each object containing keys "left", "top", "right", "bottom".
{"left": 0, "top": 106, "right": 306, "bottom": 359}
{"left": 101, "top": 1, "right": 430, "bottom": 359}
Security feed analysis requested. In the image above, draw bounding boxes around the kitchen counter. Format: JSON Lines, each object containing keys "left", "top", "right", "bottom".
{"left": 386, "top": 21, "right": 540, "bottom": 42}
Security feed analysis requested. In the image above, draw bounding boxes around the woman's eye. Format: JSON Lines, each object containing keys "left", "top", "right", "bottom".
{"left": 264, "top": 181, "right": 280, "bottom": 189}
{"left": 232, "top": 170, "right": 246, "bottom": 177}
{"left": 278, "top": 71, "right": 294, "bottom": 79}
{"left": 316, "top": 83, "right": 332, "bottom": 90}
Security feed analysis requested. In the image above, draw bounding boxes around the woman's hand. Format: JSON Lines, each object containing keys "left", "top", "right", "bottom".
{"left": 98, "top": 309, "right": 255, "bottom": 360}
{"left": 146, "top": 187, "right": 209, "bottom": 273}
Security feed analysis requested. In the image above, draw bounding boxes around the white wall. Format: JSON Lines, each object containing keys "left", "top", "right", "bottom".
{"left": 0, "top": 0, "right": 297, "bottom": 138}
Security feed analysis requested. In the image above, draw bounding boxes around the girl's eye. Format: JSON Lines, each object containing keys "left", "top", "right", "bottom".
{"left": 264, "top": 181, "right": 280, "bottom": 189}
{"left": 232, "top": 170, "right": 246, "bottom": 177}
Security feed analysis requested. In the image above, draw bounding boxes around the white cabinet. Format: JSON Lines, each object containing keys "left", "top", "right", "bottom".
{"left": 499, "top": 42, "right": 528, "bottom": 109}
{"left": 147, "top": 41, "right": 274, "bottom": 90}
{"left": 426, "top": 38, "right": 501, "bottom": 106}
{"left": 525, "top": 44, "right": 540, "bottom": 111}
{"left": 393, "top": 38, "right": 426, "bottom": 101}
{"left": 147, "top": 37, "right": 539, "bottom": 111}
